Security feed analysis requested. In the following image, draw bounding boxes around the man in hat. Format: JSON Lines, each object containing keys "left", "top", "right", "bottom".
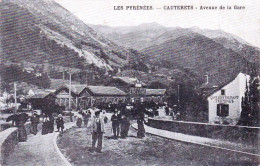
{"left": 30, "top": 111, "right": 39, "bottom": 135}
{"left": 111, "top": 109, "right": 120, "bottom": 139}
{"left": 90, "top": 111, "right": 106, "bottom": 153}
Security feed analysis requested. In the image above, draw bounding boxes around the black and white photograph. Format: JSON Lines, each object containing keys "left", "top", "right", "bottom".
{"left": 0, "top": 0, "right": 259, "bottom": 165}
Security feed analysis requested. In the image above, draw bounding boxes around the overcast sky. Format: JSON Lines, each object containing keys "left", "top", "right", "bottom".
{"left": 55, "top": 0, "right": 259, "bottom": 47}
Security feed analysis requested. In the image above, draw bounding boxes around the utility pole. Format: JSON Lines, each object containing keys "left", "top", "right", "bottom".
{"left": 14, "top": 82, "right": 17, "bottom": 113}
{"left": 69, "top": 72, "right": 72, "bottom": 111}
{"left": 177, "top": 84, "right": 180, "bottom": 108}
{"left": 63, "top": 71, "right": 65, "bottom": 80}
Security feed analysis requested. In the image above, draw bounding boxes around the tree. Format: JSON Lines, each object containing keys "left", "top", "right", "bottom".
{"left": 148, "top": 81, "right": 168, "bottom": 89}
{"left": 238, "top": 67, "right": 260, "bottom": 126}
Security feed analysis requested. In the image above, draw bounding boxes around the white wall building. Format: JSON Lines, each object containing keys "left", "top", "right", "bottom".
{"left": 207, "top": 73, "right": 250, "bottom": 125}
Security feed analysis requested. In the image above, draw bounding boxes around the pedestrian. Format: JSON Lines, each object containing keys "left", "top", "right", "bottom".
{"left": 17, "top": 113, "right": 29, "bottom": 142}
{"left": 69, "top": 111, "right": 73, "bottom": 122}
{"left": 101, "top": 110, "right": 108, "bottom": 124}
{"left": 90, "top": 111, "right": 105, "bottom": 153}
{"left": 30, "top": 111, "right": 39, "bottom": 135}
{"left": 56, "top": 114, "right": 64, "bottom": 134}
{"left": 83, "top": 110, "right": 91, "bottom": 127}
{"left": 76, "top": 114, "right": 83, "bottom": 128}
{"left": 137, "top": 113, "right": 145, "bottom": 138}
{"left": 120, "top": 114, "right": 130, "bottom": 138}
{"left": 111, "top": 110, "right": 120, "bottom": 139}
{"left": 49, "top": 114, "right": 55, "bottom": 133}
{"left": 165, "top": 105, "right": 169, "bottom": 116}
{"left": 42, "top": 114, "right": 50, "bottom": 135}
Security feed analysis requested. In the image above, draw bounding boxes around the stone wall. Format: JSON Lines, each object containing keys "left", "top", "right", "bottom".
{"left": 148, "top": 118, "right": 259, "bottom": 145}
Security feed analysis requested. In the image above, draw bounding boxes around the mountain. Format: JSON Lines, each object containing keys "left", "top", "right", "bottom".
{"left": 142, "top": 32, "right": 253, "bottom": 85}
{"left": 91, "top": 23, "right": 260, "bottom": 63}
{"left": 0, "top": 0, "right": 135, "bottom": 71}
{"left": 91, "top": 23, "right": 259, "bottom": 86}
{"left": 90, "top": 23, "right": 170, "bottom": 50}
{"left": 191, "top": 27, "right": 260, "bottom": 63}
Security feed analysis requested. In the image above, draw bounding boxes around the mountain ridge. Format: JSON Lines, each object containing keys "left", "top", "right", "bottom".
{"left": 0, "top": 0, "right": 139, "bottom": 71}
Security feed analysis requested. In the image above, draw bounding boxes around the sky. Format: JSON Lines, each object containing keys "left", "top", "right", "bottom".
{"left": 55, "top": 0, "right": 260, "bottom": 47}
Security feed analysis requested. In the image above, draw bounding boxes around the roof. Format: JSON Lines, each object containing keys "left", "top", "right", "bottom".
{"left": 54, "top": 84, "right": 87, "bottom": 96}
{"left": 29, "top": 89, "right": 45, "bottom": 94}
{"left": 30, "top": 92, "right": 55, "bottom": 99}
{"left": 146, "top": 89, "right": 166, "bottom": 96}
{"left": 24, "top": 67, "right": 34, "bottom": 71}
{"left": 87, "top": 86, "right": 127, "bottom": 96}
{"left": 50, "top": 79, "right": 80, "bottom": 89}
{"left": 113, "top": 77, "right": 147, "bottom": 86}
{"left": 200, "top": 72, "right": 249, "bottom": 98}
{"left": 64, "top": 84, "right": 87, "bottom": 95}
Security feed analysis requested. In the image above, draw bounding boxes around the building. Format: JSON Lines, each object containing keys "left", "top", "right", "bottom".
{"left": 109, "top": 76, "right": 147, "bottom": 101}
{"left": 29, "top": 92, "right": 56, "bottom": 110}
{"left": 206, "top": 73, "right": 250, "bottom": 125}
{"left": 145, "top": 89, "right": 167, "bottom": 102}
{"left": 23, "top": 67, "right": 34, "bottom": 73}
{"left": 79, "top": 86, "right": 127, "bottom": 108}
{"left": 28, "top": 89, "right": 45, "bottom": 97}
{"left": 54, "top": 85, "right": 127, "bottom": 110}
{"left": 54, "top": 84, "right": 87, "bottom": 110}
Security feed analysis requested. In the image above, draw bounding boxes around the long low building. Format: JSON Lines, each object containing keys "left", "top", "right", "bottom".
{"left": 54, "top": 85, "right": 127, "bottom": 110}
{"left": 79, "top": 86, "right": 127, "bottom": 108}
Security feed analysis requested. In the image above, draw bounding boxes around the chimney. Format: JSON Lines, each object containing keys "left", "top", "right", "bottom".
{"left": 205, "top": 75, "right": 209, "bottom": 84}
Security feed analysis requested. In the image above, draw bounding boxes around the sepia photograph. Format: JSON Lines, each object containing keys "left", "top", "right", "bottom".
{"left": 0, "top": 0, "right": 259, "bottom": 165}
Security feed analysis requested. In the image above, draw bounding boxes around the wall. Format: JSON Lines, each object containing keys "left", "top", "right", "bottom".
{"left": 148, "top": 118, "right": 259, "bottom": 145}
{"left": 0, "top": 128, "right": 18, "bottom": 165}
{"left": 0, "top": 122, "right": 43, "bottom": 165}
{"left": 208, "top": 73, "right": 250, "bottom": 125}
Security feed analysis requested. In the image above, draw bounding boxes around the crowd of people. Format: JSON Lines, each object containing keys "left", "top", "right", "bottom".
{"left": 74, "top": 100, "right": 177, "bottom": 153}
{"left": 8, "top": 99, "right": 177, "bottom": 153}
{"left": 7, "top": 111, "right": 65, "bottom": 142}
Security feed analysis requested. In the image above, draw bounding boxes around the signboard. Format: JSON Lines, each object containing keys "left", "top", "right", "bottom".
{"left": 129, "top": 87, "right": 146, "bottom": 96}
{"left": 209, "top": 96, "right": 239, "bottom": 104}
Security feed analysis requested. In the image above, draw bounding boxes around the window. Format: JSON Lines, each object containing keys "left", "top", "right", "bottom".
{"left": 217, "top": 104, "right": 229, "bottom": 117}
{"left": 221, "top": 89, "right": 225, "bottom": 95}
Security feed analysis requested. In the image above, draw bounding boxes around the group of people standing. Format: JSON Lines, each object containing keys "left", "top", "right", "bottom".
{"left": 10, "top": 111, "right": 65, "bottom": 142}
{"left": 111, "top": 109, "right": 131, "bottom": 139}
{"left": 33, "top": 112, "right": 65, "bottom": 135}
{"left": 75, "top": 103, "right": 146, "bottom": 153}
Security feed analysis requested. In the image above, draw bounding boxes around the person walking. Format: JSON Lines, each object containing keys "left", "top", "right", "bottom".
{"left": 90, "top": 111, "right": 105, "bottom": 153}
{"left": 120, "top": 114, "right": 130, "bottom": 138}
{"left": 17, "top": 113, "right": 29, "bottom": 142}
{"left": 56, "top": 114, "right": 64, "bottom": 134}
{"left": 111, "top": 110, "right": 120, "bottom": 139}
{"left": 49, "top": 114, "right": 55, "bottom": 133}
{"left": 30, "top": 111, "right": 39, "bottom": 135}
{"left": 76, "top": 114, "right": 83, "bottom": 128}
{"left": 42, "top": 114, "right": 50, "bottom": 135}
{"left": 137, "top": 113, "right": 145, "bottom": 138}
{"left": 83, "top": 110, "right": 91, "bottom": 127}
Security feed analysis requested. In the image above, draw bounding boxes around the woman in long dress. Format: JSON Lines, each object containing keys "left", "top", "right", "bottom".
{"left": 137, "top": 113, "right": 145, "bottom": 138}
{"left": 17, "top": 113, "right": 29, "bottom": 142}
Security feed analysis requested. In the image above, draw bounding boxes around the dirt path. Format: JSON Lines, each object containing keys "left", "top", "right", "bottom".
{"left": 57, "top": 122, "right": 258, "bottom": 166}
{"left": 4, "top": 123, "right": 74, "bottom": 166}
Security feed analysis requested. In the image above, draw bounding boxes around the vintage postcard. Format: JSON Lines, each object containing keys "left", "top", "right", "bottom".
{"left": 0, "top": 0, "right": 259, "bottom": 165}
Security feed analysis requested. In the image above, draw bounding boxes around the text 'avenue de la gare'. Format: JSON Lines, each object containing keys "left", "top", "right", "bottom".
{"left": 113, "top": 5, "right": 245, "bottom": 10}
